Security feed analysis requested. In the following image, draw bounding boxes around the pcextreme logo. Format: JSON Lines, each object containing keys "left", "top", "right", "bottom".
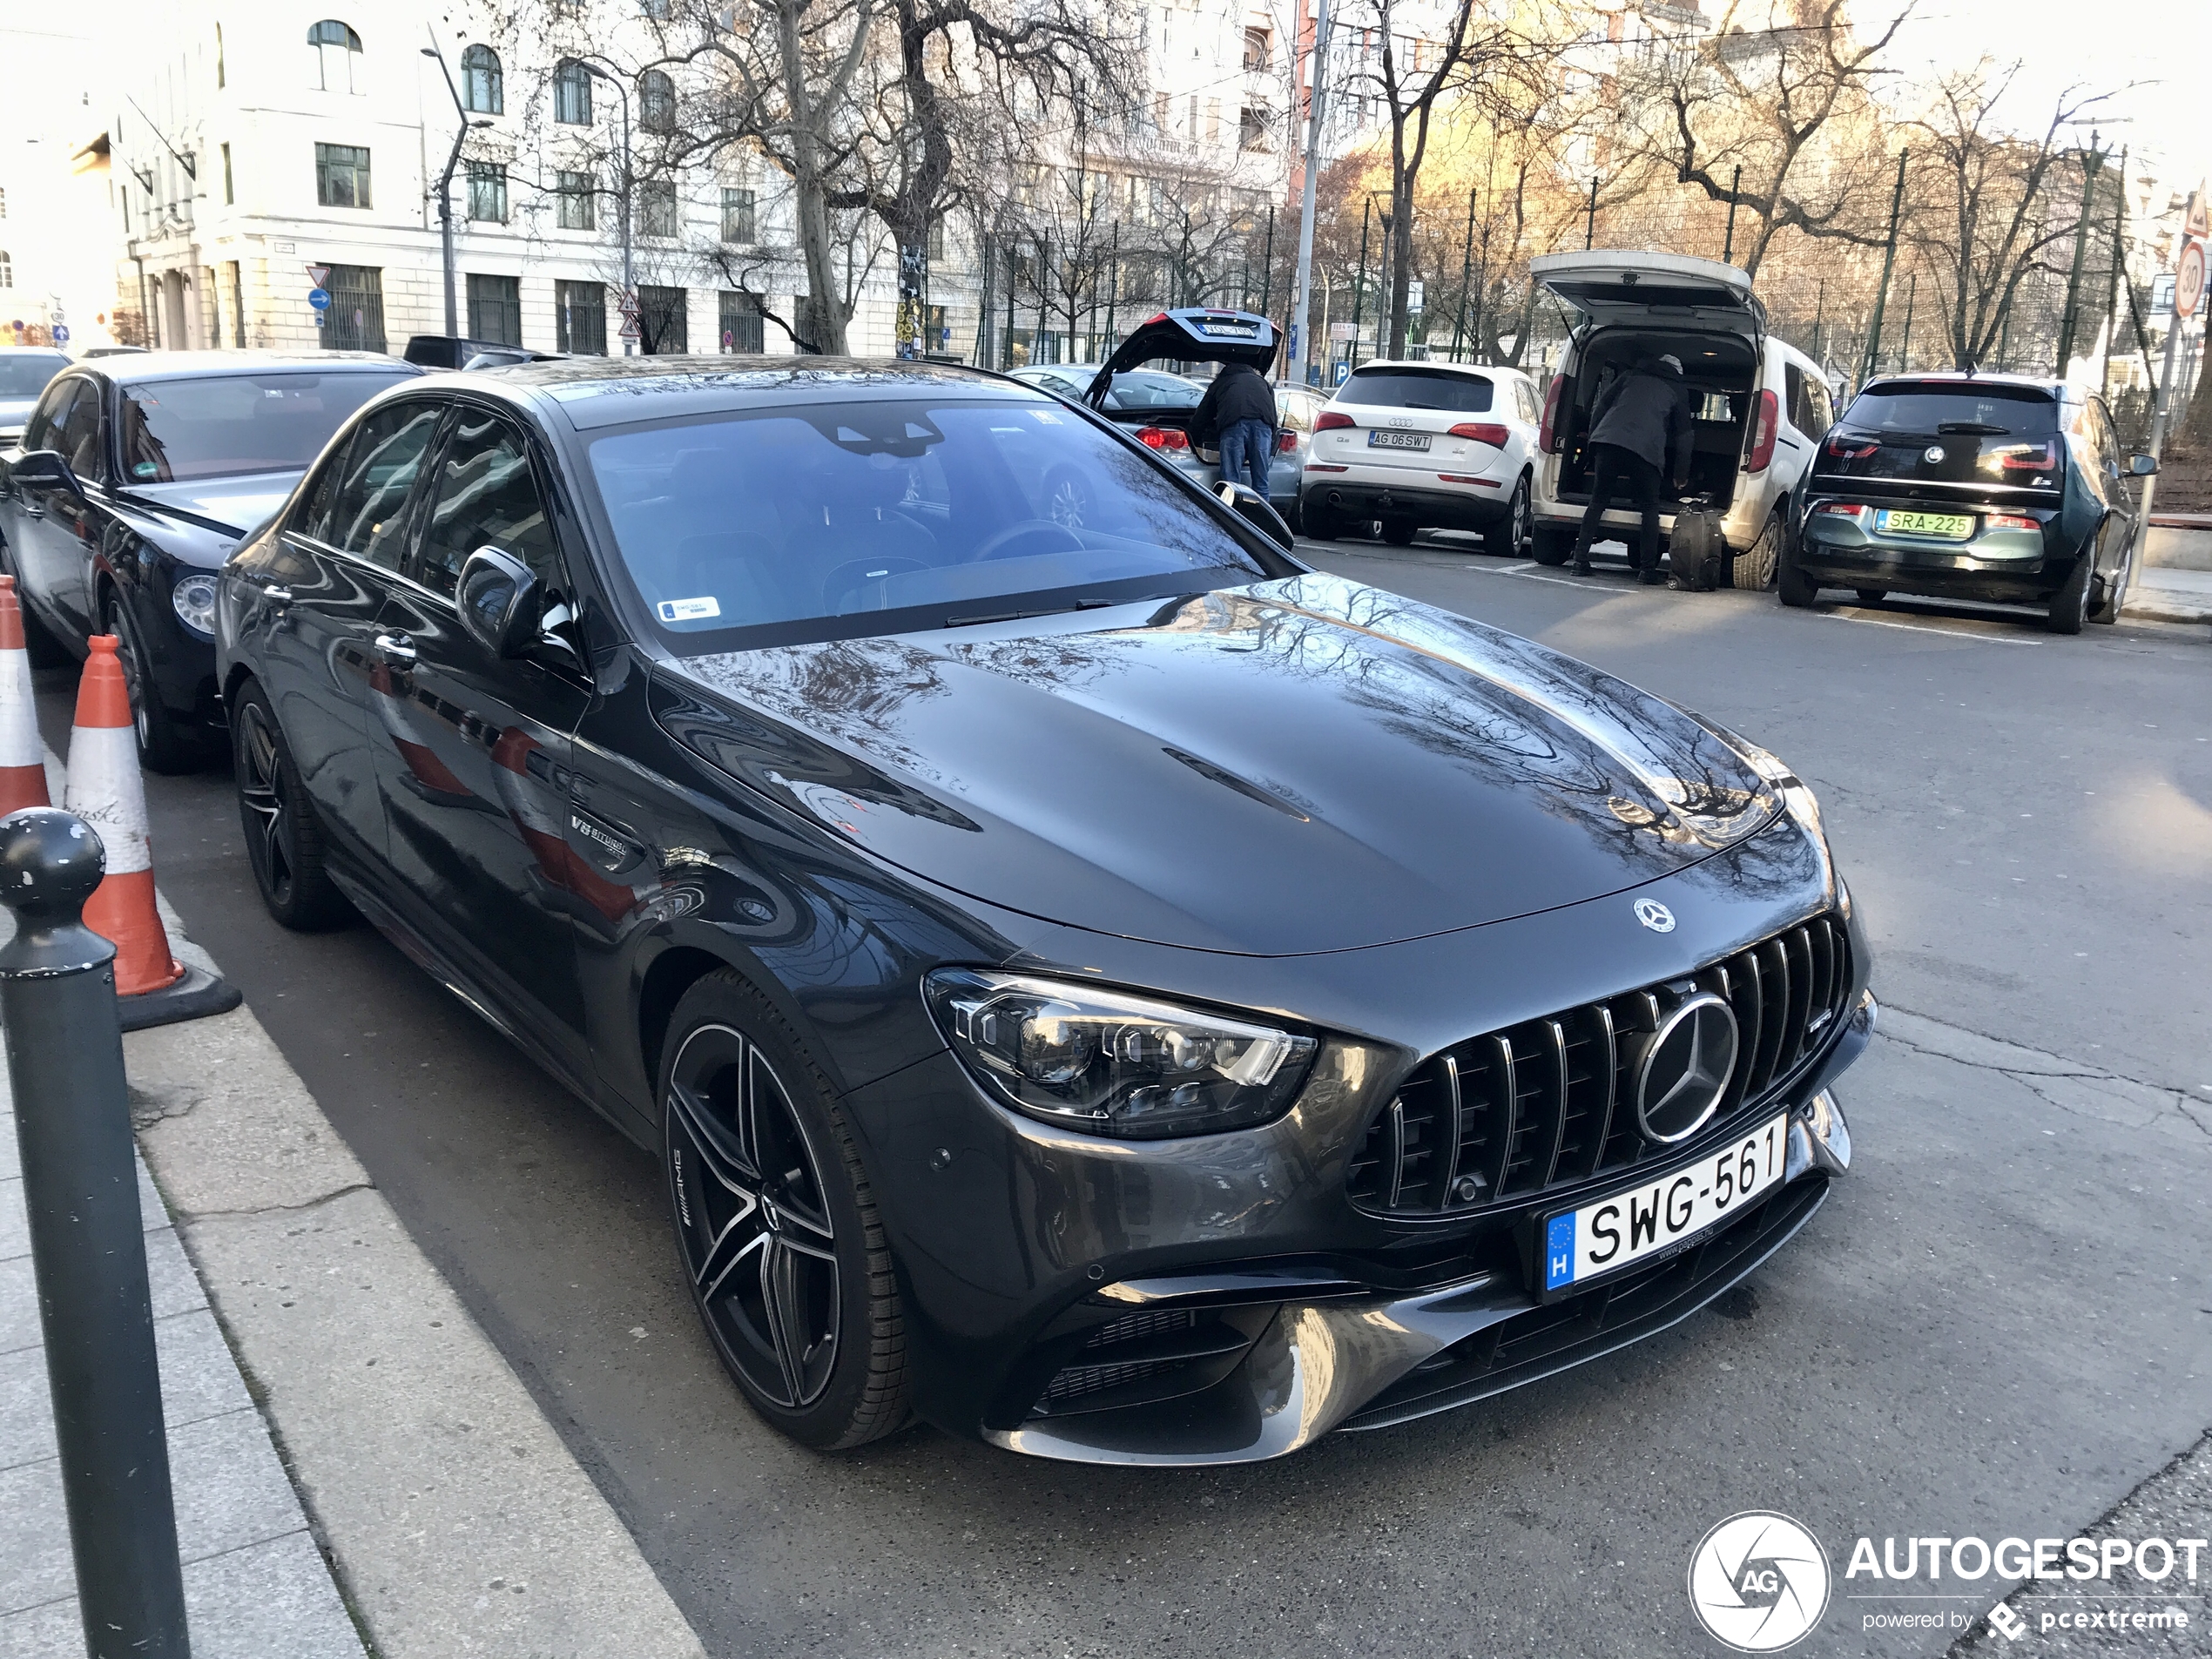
{"left": 1688, "top": 1511, "right": 1832, "bottom": 1652}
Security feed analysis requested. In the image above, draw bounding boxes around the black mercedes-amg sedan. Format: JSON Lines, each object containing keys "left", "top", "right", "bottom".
{"left": 214, "top": 355, "right": 1871, "bottom": 1465}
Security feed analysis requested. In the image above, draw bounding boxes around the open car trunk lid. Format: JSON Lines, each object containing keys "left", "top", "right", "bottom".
{"left": 1084, "top": 308, "right": 1279, "bottom": 409}
{"left": 1533, "top": 252, "right": 1765, "bottom": 340}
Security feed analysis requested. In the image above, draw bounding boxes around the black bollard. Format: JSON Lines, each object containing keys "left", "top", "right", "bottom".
{"left": 0, "top": 806, "right": 191, "bottom": 1659}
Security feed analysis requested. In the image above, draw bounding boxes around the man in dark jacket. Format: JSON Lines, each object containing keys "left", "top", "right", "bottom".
{"left": 1569, "top": 354, "right": 1694, "bottom": 583}
{"left": 1193, "top": 361, "right": 1278, "bottom": 496}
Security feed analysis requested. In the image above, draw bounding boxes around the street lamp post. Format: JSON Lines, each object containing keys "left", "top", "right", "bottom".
{"left": 420, "top": 44, "right": 492, "bottom": 339}
{"left": 583, "top": 64, "right": 636, "bottom": 355}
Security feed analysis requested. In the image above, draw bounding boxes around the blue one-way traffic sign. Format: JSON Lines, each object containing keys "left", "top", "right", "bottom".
{"left": 307, "top": 288, "right": 332, "bottom": 312}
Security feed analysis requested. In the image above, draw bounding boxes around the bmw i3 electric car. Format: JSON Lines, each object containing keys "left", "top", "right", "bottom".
{"left": 1788, "top": 373, "right": 2153, "bottom": 633}
{"left": 215, "top": 354, "right": 1870, "bottom": 1464}
{"left": 1298, "top": 360, "right": 1541, "bottom": 551}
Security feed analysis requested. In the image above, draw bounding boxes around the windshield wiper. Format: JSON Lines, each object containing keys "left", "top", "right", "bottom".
{"left": 943, "top": 596, "right": 1120, "bottom": 629}
{"left": 1936, "top": 421, "right": 2011, "bottom": 435}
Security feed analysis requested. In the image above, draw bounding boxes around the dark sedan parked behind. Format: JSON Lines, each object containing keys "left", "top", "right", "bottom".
{"left": 0, "top": 351, "right": 420, "bottom": 767}
{"left": 216, "top": 356, "right": 1870, "bottom": 1464}
{"left": 1785, "top": 373, "right": 2154, "bottom": 633}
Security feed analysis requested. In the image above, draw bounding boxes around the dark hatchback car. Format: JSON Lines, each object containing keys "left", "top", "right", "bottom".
{"left": 1786, "top": 374, "right": 2155, "bottom": 632}
{"left": 0, "top": 351, "right": 420, "bottom": 767}
{"left": 215, "top": 356, "right": 1870, "bottom": 1464}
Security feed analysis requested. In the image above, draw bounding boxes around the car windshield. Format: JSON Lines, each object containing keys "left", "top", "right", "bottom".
{"left": 1336, "top": 367, "right": 1494, "bottom": 413}
{"left": 0, "top": 355, "right": 69, "bottom": 398}
{"left": 585, "top": 396, "right": 1271, "bottom": 651}
{"left": 1840, "top": 385, "right": 2059, "bottom": 440}
{"left": 118, "top": 371, "right": 417, "bottom": 482}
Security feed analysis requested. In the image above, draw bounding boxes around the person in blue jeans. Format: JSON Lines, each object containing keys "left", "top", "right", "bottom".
{"left": 1194, "top": 361, "right": 1278, "bottom": 496}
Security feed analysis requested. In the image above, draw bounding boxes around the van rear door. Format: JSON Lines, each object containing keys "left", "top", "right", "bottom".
{"left": 1531, "top": 252, "right": 1765, "bottom": 340}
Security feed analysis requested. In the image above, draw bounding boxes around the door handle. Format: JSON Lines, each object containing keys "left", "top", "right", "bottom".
{"left": 262, "top": 584, "right": 293, "bottom": 605}
{"left": 373, "top": 631, "right": 416, "bottom": 663}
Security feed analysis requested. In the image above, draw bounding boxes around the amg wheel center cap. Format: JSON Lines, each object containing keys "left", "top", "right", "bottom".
{"left": 1635, "top": 993, "right": 1740, "bottom": 1144}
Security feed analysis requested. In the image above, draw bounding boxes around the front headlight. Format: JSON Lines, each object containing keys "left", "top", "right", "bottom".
{"left": 171, "top": 573, "right": 219, "bottom": 637}
{"left": 924, "top": 968, "right": 1318, "bottom": 1139}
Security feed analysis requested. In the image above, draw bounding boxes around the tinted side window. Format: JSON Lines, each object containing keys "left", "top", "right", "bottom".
{"left": 1278, "top": 391, "right": 1314, "bottom": 433}
{"left": 57, "top": 383, "right": 104, "bottom": 479}
{"left": 318, "top": 401, "right": 446, "bottom": 570}
{"left": 22, "top": 378, "right": 82, "bottom": 455}
{"left": 1802, "top": 374, "right": 1834, "bottom": 438}
{"left": 414, "top": 410, "right": 559, "bottom": 598}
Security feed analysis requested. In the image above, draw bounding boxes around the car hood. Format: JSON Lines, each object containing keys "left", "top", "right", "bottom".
{"left": 654, "top": 574, "right": 1780, "bottom": 955}
{"left": 118, "top": 472, "right": 303, "bottom": 537}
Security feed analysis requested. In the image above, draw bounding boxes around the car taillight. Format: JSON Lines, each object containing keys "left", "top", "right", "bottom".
{"left": 1448, "top": 421, "right": 1511, "bottom": 447}
{"left": 1747, "top": 388, "right": 1779, "bottom": 472}
{"left": 1277, "top": 429, "right": 1298, "bottom": 453}
{"left": 1983, "top": 513, "right": 2037, "bottom": 531}
{"left": 1996, "top": 442, "right": 2055, "bottom": 470}
{"left": 1315, "top": 410, "right": 1355, "bottom": 431}
{"left": 1539, "top": 376, "right": 1566, "bottom": 453}
{"left": 1136, "top": 426, "right": 1189, "bottom": 450}
{"left": 1824, "top": 432, "right": 1877, "bottom": 460}
{"left": 1816, "top": 502, "right": 1868, "bottom": 521}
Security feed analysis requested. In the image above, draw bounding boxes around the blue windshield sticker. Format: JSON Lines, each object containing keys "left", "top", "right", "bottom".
{"left": 657, "top": 596, "right": 721, "bottom": 623}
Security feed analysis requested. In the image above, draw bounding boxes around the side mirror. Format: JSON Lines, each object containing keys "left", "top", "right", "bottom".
{"left": 2128, "top": 453, "right": 2158, "bottom": 477}
{"left": 9, "top": 450, "right": 78, "bottom": 494}
{"left": 455, "top": 546, "right": 541, "bottom": 658}
{"left": 1216, "top": 480, "right": 1295, "bottom": 552}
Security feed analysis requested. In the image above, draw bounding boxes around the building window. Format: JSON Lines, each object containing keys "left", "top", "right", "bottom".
{"left": 321, "top": 264, "right": 385, "bottom": 351}
{"left": 556, "top": 279, "right": 605, "bottom": 354}
{"left": 467, "top": 273, "right": 522, "bottom": 345}
{"left": 217, "top": 22, "right": 226, "bottom": 87}
{"left": 315, "top": 144, "right": 372, "bottom": 210}
{"left": 556, "top": 170, "right": 596, "bottom": 231}
{"left": 1238, "top": 105, "right": 1271, "bottom": 151}
{"left": 639, "top": 179, "right": 678, "bottom": 239}
{"left": 554, "top": 60, "right": 592, "bottom": 125}
{"left": 718, "top": 289, "right": 763, "bottom": 352}
{"left": 639, "top": 70, "right": 676, "bottom": 132}
{"left": 461, "top": 44, "right": 503, "bottom": 115}
{"left": 222, "top": 143, "right": 234, "bottom": 204}
{"left": 927, "top": 217, "right": 945, "bottom": 264}
{"left": 467, "top": 161, "right": 508, "bottom": 222}
{"left": 1243, "top": 25, "right": 1269, "bottom": 70}
{"left": 641, "top": 0, "right": 673, "bottom": 18}
{"left": 637, "top": 285, "right": 686, "bottom": 354}
{"left": 229, "top": 260, "right": 246, "bottom": 346}
{"left": 308, "top": 19, "right": 363, "bottom": 93}
{"left": 0, "top": 253, "right": 11, "bottom": 291}
{"left": 719, "top": 186, "right": 754, "bottom": 243}
{"left": 0, "top": 189, "right": 7, "bottom": 218}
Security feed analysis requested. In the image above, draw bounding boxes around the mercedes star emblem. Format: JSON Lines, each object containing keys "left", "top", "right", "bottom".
{"left": 1635, "top": 992, "right": 1742, "bottom": 1143}
{"left": 1634, "top": 898, "right": 1676, "bottom": 933}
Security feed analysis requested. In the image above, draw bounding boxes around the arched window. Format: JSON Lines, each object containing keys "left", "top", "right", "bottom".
{"left": 638, "top": 69, "right": 676, "bottom": 133}
{"left": 307, "top": 19, "right": 363, "bottom": 93}
{"left": 461, "top": 44, "right": 503, "bottom": 116}
{"left": 553, "top": 59, "right": 593, "bottom": 125}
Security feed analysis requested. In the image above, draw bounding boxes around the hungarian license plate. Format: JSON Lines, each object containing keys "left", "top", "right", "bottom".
{"left": 1539, "top": 1113, "right": 1790, "bottom": 1298}
{"left": 1368, "top": 429, "right": 1432, "bottom": 451}
{"left": 1875, "top": 508, "right": 1973, "bottom": 540}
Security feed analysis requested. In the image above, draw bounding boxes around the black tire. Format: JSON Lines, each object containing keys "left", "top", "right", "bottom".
{"left": 1381, "top": 517, "right": 1419, "bottom": 547}
{"left": 1777, "top": 544, "right": 1818, "bottom": 608}
{"left": 1853, "top": 589, "right": 1888, "bottom": 606}
{"left": 661, "top": 970, "right": 911, "bottom": 1451}
{"left": 1531, "top": 523, "right": 1574, "bottom": 566}
{"left": 231, "top": 677, "right": 354, "bottom": 930}
{"left": 2046, "top": 553, "right": 2091, "bottom": 635}
{"left": 1731, "top": 510, "right": 1784, "bottom": 590}
{"left": 1486, "top": 476, "right": 1533, "bottom": 557}
{"left": 1300, "top": 498, "right": 1339, "bottom": 541}
{"left": 105, "top": 590, "right": 207, "bottom": 775}
{"left": 1280, "top": 497, "right": 1303, "bottom": 536}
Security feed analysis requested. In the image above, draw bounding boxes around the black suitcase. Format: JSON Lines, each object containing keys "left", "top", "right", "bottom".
{"left": 1667, "top": 501, "right": 1728, "bottom": 591}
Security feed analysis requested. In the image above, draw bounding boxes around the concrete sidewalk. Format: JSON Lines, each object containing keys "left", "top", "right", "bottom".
{"left": 2121, "top": 563, "right": 2212, "bottom": 624}
{"left": 0, "top": 745, "right": 705, "bottom": 1656}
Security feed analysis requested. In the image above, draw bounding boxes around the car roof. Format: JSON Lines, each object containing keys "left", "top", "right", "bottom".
{"left": 1858, "top": 371, "right": 2065, "bottom": 397}
{"left": 73, "top": 349, "right": 415, "bottom": 386}
{"left": 446, "top": 354, "right": 1050, "bottom": 430}
{"left": 1344, "top": 359, "right": 1519, "bottom": 377}
{"left": 0, "top": 346, "right": 70, "bottom": 358}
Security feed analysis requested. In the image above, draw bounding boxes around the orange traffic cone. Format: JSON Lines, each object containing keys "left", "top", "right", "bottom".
{"left": 0, "top": 577, "right": 51, "bottom": 814}
{"left": 64, "top": 636, "right": 184, "bottom": 996}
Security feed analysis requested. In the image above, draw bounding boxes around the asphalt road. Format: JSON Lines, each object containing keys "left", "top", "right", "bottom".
{"left": 42, "top": 540, "right": 2212, "bottom": 1658}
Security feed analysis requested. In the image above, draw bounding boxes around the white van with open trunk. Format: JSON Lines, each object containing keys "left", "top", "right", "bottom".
{"left": 1527, "top": 251, "right": 1833, "bottom": 588}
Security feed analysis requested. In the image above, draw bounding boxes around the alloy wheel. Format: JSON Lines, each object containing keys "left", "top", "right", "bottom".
{"left": 666, "top": 1023, "right": 840, "bottom": 1410}
{"left": 236, "top": 700, "right": 298, "bottom": 907}
{"left": 107, "top": 602, "right": 153, "bottom": 747}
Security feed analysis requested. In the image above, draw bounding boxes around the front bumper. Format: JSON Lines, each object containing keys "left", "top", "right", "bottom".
{"left": 992, "top": 1082, "right": 1851, "bottom": 1463}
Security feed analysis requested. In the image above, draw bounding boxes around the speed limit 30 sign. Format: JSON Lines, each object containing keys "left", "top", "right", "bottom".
{"left": 2175, "top": 238, "right": 2205, "bottom": 321}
